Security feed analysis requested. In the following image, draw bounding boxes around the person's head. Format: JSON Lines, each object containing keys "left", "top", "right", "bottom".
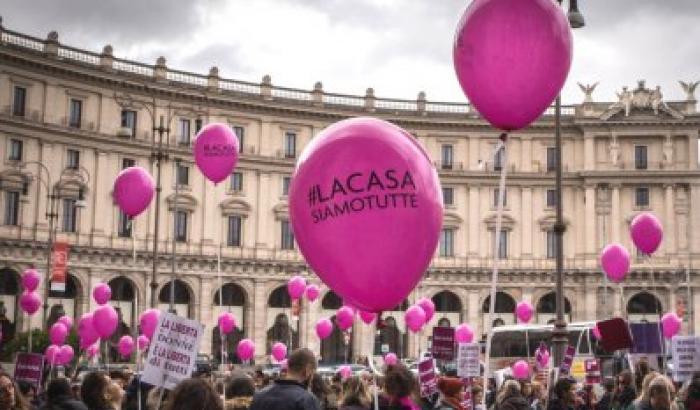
{"left": 619, "top": 370, "right": 633, "bottom": 387}
{"left": 648, "top": 377, "right": 671, "bottom": 410}
{"left": 520, "top": 380, "right": 532, "bottom": 397}
{"left": 603, "top": 377, "right": 615, "bottom": 393}
{"left": 639, "top": 371, "right": 661, "bottom": 401}
{"left": 0, "top": 370, "right": 29, "bottom": 409}
{"left": 473, "top": 385, "right": 484, "bottom": 404}
{"left": 16, "top": 381, "right": 35, "bottom": 401}
{"left": 46, "top": 378, "right": 73, "bottom": 401}
{"left": 498, "top": 380, "right": 521, "bottom": 404}
{"left": 163, "top": 378, "right": 222, "bottom": 410}
{"left": 225, "top": 373, "right": 255, "bottom": 400}
{"left": 286, "top": 348, "right": 317, "bottom": 386}
{"left": 340, "top": 376, "right": 371, "bottom": 408}
{"left": 685, "top": 372, "right": 700, "bottom": 408}
{"left": 437, "top": 377, "right": 464, "bottom": 402}
{"left": 82, "top": 371, "right": 121, "bottom": 410}
{"left": 531, "top": 382, "right": 544, "bottom": 400}
{"left": 384, "top": 364, "right": 417, "bottom": 400}
{"left": 310, "top": 373, "right": 331, "bottom": 400}
{"left": 552, "top": 378, "right": 575, "bottom": 405}
{"left": 106, "top": 380, "right": 124, "bottom": 409}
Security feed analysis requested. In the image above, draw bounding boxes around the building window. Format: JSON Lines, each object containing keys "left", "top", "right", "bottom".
{"left": 174, "top": 211, "right": 188, "bottom": 242}
{"left": 230, "top": 172, "right": 243, "bottom": 192}
{"left": 69, "top": 99, "right": 82, "bottom": 128}
{"left": 635, "top": 187, "right": 650, "bottom": 207}
{"left": 122, "top": 158, "right": 135, "bottom": 169}
{"left": 13, "top": 86, "right": 26, "bottom": 117}
{"left": 439, "top": 228, "right": 455, "bottom": 257}
{"left": 118, "top": 211, "right": 131, "bottom": 238}
{"left": 121, "top": 110, "right": 137, "bottom": 137}
{"left": 441, "top": 145, "right": 453, "bottom": 170}
{"left": 233, "top": 126, "right": 245, "bottom": 153}
{"left": 62, "top": 198, "right": 77, "bottom": 232}
{"left": 284, "top": 132, "right": 296, "bottom": 158}
{"left": 195, "top": 119, "right": 203, "bottom": 133}
{"left": 9, "top": 139, "right": 23, "bottom": 161}
{"left": 442, "top": 187, "right": 454, "bottom": 206}
{"left": 546, "top": 189, "right": 557, "bottom": 207}
{"left": 282, "top": 176, "right": 291, "bottom": 196}
{"left": 494, "top": 230, "right": 508, "bottom": 259}
{"left": 4, "top": 191, "right": 20, "bottom": 226}
{"left": 547, "top": 147, "right": 556, "bottom": 172}
{"left": 494, "top": 147, "right": 504, "bottom": 171}
{"left": 67, "top": 149, "right": 80, "bottom": 169}
{"left": 493, "top": 187, "right": 507, "bottom": 207}
{"left": 227, "top": 215, "right": 242, "bottom": 247}
{"left": 176, "top": 164, "right": 189, "bottom": 186}
{"left": 178, "top": 119, "right": 191, "bottom": 145}
{"left": 281, "top": 220, "right": 295, "bottom": 250}
{"left": 635, "top": 145, "right": 648, "bottom": 170}
{"left": 546, "top": 230, "right": 556, "bottom": 259}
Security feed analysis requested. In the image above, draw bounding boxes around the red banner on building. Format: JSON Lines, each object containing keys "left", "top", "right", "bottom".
{"left": 50, "top": 241, "right": 70, "bottom": 292}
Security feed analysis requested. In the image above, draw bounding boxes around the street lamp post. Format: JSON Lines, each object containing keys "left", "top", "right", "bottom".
{"left": 150, "top": 116, "right": 170, "bottom": 309}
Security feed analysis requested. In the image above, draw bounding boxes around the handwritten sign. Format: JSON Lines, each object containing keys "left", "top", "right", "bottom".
{"left": 432, "top": 327, "right": 455, "bottom": 360}
{"left": 418, "top": 357, "right": 438, "bottom": 398}
{"left": 14, "top": 353, "right": 44, "bottom": 389}
{"left": 559, "top": 345, "right": 576, "bottom": 376}
{"left": 457, "top": 343, "right": 481, "bottom": 378}
{"left": 671, "top": 336, "right": 700, "bottom": 382}
{"left": 142, "top": 311, "right": 204, "bottom": 390}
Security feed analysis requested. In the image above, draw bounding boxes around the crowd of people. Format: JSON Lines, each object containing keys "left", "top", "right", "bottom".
{"left": 2, "top": 349, "right": 700, "bottom": 410}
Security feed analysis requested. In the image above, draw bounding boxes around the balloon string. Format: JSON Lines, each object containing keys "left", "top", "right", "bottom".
{"left": 483, "top": 134, "right": 508, "bottom": 406}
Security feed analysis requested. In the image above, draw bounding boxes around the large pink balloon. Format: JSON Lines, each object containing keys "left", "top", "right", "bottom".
{"left": 78, "top": 313, "right": 99, "bottom": 346}
{"left": 512, "top": 360, "right": 530, "bottom": 379}
{"left": 287, "top": 276, "right": 307, "bottom": 300}
{"left": 305, "top": 284, "right": 320, "bottom": 302}
{"left": 453, "top": 0, "right": 573, "bottom": 131}
{"left": 137, "top": 335, "right": 150, "bottom": 351}
{"left": 58, "top": 315, "right": 73, "bottom": 330}
{"left": 194, "top": 123, "right": 240, "bottom": 184}
{"left": 92, "top": 283, "right": 112, "bottom": 305}
{"left": 21, "top": 268, "right": 41, "bottom": 292}
{"left": 218, "top": 312, "right": 237, "bottom": 335}
{"left": 49, "top": 323, "right": 68, "bottom": 345}
{"left": 271, "top": 342, "right": 288, "bottom": 362}
{"left": 405, "top": 305, "right": 427, "bottom": 333}
{"left": 455, "top": 323, "right": 475, "bottom": 343}
{"left": 45, "top": 344, "right": 60, "bottom": 364}
{"left": 630, "top": 213, "right": 663, "bottom": 255}
{"left": 113, "top": 166, "right": 155, "bottom": 217}
{"left": 19, "top": 291, "right": 41, "bottom": 315}
{"left": 118, "top": 335, "right": 135, "bottom": 358}
{"left": 359, "top": 310, "right": 377, "bottom": 325}
{"left": 289, "top": 117, "right": 443, "bottom": 312}
{"left": 661, "top": 312, "right": 682, "bottom": 339}
{"left": 336, "top": 306, "right": 355, "bottom": 331}
{"left": 237, "top": 339, "right": 255, "bottom": 361}
{"left": 139, "top": 309, "right": 161, "bottom": 339}
{"left": 515, "top": 301, "right": 534, "bottom": 324}
{"left": 58, "top": 345, "right": 74, "bottom": 365}
{"left": 417, "top": 297, "right": 436, "bottom": 323}
{"left": 316, "top": 318, "right": 333, "bottom": 340}
{"left": 93, "top": 305, "right": 118, "bottom": 339}
{"left": 384, "top": 353, "right": 398, "bottom": 366}
{"left": 600, "top": 243, "right": 631, "bottom": 283}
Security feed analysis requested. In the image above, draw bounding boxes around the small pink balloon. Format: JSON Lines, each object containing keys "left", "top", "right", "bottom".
{"left": 455, "top": 323, "right": 475, "bottom": 343}
{"left": 86, "top": 344, "right": 100, "bottom": 358}
{"left": 113, "top": 166, "right": 155, "bottom": 217}
{"left": 512, "top": 360, "right": 530, "bottom": 379}
{"left": 194, "top": 123, "right": 240, "bottom": 184}
{"left": 287, "top": 276, "right": 307, "bottom": 300}
{"left": 591, "top": 325, "right": 602, "bottom": 340}
{"left": 58, "top": 344, "right": 74, "bottom": 365}
{"left": 417, "top": 297, "right": 436, "bottom": 323}
{"left": 336, "top": 306, "right": 355, "bottom": 331}
{"left": 305, "top": 284, "right": 320, "bottom": 302}
{"left": 359, "top": 310, "right": 377, "bottom": 325}
{"left": 118, "top": 335, "right": 135, "bottom": 358}
{"left": 45, "top": 344, "right": 60, "bottom": 364}
{"left": 92, "top": 283, "right": 112, "bottom": 305}
{"left": 49, "top": 323, "right": 68, "bottom": 345}
{"left": 218, "top": 312, "right": 237, "bottom": 335}
{"left": 515, "top": 301, "right": 534, "bottom": 324}
{"left": 384, "top": 353, "right": 398, "bottom": 366}
{"left": 137, "top": 335, "right": 150, "bottom": 351}
{"left": 630, "top": 212, "right": 663, "bottom": 255}
{"left": 139, "top": 309, "right": 161, "bottom": 339}
{"left": 237, "top": 338, "right": 255, "bottom": 361}
{"left": 338, "top": 365, "right": 352, "bottom": 380}
{"left": 93, "top": 305, "right": 118, "bottom": 339}
{"left": 21, "top": 268, "right": 41, "bottom": 292}
{"left": 271, "top": 342, "right": 287, "bottom": 362}
{"left": 661, "top": 312, "right": 682, "bottom": 339}
{"left": 19, "top": 291, "right": 41, "bottom": 315}
{"left": 405, "top": 305, "right": 427, "bottom": 333}
{"left": 600, "top": 243, "right": 630, "bottom": 283}
{"left": 57, "top": 315, "right": 73, "bottom": 330}
{"left": 316, "top": 318, "right": 333, "bottom": 340}
{"left": 78, "top": 313, "right": 99, "bottom": 346}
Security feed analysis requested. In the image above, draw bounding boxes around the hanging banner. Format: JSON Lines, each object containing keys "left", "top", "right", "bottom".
{"left": 50, "top": 241, "right": 70, "bottom": 292}
{"left": 432, "top": 327, "right": 455, "bottom": 360}
{"left": 671, "top": 336, "right": 700, "bottom": 382}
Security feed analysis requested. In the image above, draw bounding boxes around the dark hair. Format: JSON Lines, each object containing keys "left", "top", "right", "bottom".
{"left": 163, "top": 378, "right": 223, "bottom": 410}
{"left": 287, "top": 348, "right": 317, "bottom": 374}
{"left": 384, "top": 364, "right": 416, "bottom": 399}
{"left": 553, "top": 378, "right": 574, "bottom": 401}
{"left": 46, "top": 378, "right": 72, "bottom": 401}
{"left": 16, "top": 380, "right": 33, "bottom": 398}
{"left": 81, "top": 371, "right": 111, "bottom": 410}
{"left": 226, "top": 373, "right": 255, "bottom": 399}
{"left": 0, "top": 370, "right": 30, "bottom": 410}
{"left": 619, "top": 370, "right": 633, "bottom": 386}
{"left": 310, "top": 373, "right": 331, "bottom": 401}
{"left": 685, "top": 372, "right": 700, "bottom": 407}
{"left": 603, "top": 377, "right": 615, "bottom": 392}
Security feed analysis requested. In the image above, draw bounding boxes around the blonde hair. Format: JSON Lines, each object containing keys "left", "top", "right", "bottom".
{"left": 339, "top": 376, "right": 371, "bottom": 408}
{"left": 636, "top": 371, "right": 660, "bottom": 404}
{"left": 648, "top": 377, "right": 671, "bottom": 406}
{"left": 497, "top": 380, "right": 521, "bottom": 405}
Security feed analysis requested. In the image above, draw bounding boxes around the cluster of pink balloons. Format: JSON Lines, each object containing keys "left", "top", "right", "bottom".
{"left": 404, "top": 297, "right": 435, "bottom": 333}
{"left": 46, "top": 344, "right": 74, "bottom": 366}
{"left": 286, "top": 276, "right": 322, "bottom": 304}
{"left": 19, "top": 268, "right": 42, "bottom": 316}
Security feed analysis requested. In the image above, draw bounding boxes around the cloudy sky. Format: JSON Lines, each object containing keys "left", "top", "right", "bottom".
{"left": 2, "top": 0, "right": 699, "bottom": 104}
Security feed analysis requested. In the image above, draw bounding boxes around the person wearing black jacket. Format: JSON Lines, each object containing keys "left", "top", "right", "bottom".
{"left": 249, "top": 348, "right": 321, "bottom": 410}
{"left": 595, "top": 378, "right": 615, "bottom": 410}
{"left": 40, "top": 378, "right": 88, "bottom": 410}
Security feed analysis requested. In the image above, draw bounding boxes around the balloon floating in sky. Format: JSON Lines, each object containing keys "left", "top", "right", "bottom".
{"left": 630, "top": 212, "right": 663, "bottom": 255}
{"left": 194, "top": 123, "right": 240, "bottom": 184}
{"left": 113, "top": 166, "right": 155, "bottom": 217}
{"left": 600, "top": 243, "right": 630, "bottom": 283}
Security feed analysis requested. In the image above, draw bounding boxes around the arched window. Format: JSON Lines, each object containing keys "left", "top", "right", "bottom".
{"left": 482, "top": 292, "right": 516, "bottom": 313}
{"left": 322, "top": 291, "right": 343, "bottom": 310}
{"left": 268, "top": 286, "right": 291, "bottom": 308}
{"left": 432, "top": 291, "right": 462, "bottom": 312}
{"left": 627, "top": 292, "right": 662, "bottom": 314}
{"left": 158, "top": 280, "right": 192, "bottom": 318}
{"left": 214, "top": 283, "right": 246, "bottom": 306}
{"left": 536, "top": 292, "right": 572, "bottom": 314}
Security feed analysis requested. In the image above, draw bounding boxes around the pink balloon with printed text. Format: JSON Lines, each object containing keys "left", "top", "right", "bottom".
{"left": 194, "top": 123, "right": 240, "bottom": 184}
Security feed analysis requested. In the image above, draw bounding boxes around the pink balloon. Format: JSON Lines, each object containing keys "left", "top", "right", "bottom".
{"left": 280, "top": 359, "right": 288, "bottom": 370}
{"left": 78, "top": 313, "right": 100, "bottom": 346}
{"left": 535, "top": 344, "right": 550, "bottom": 369}
{"left": 338, "top": 365, "right": 352, "bottom": 380}
{"left": 316, "top": 318, "right": 333, "bottom": 340}
{"left": 600, "top": 243, "right": 631, "bottom": 283}
{"left": 336, "top": 306, "right": 355, "bottom": 331}
{"left": 661, "top": 312, "right": 682, "bottom": 339}
{"left": 591, "top": 325, "right": 602, "bottom": 340}
{"left": 512, "top": 360, "right": 530, "bottom": 379}
{"left": 139, "top": 309, "right": 161, "bottom": 339}
{"left": 405, "top": 305, "right": 427, "bottom": 333}
{"left": 92, "top": 283, "right": 112, "bottom": 305}
{"left": 455, "top": 323, "right": 475, "bottom": 344}
{"left": 86, "top": 344, "right": 100, "bottom": 358}
{"left": 271, "top": 342, "right": 288, "bottom": 362}
{"left": 287, "top": 276, "right": 307, "bottom": 300}
{"left": 113, "top": 166, "right": 155, "bottom": 217}
{"left": 384, "top": 353, "right": 398, "bottom": 366}
{"left": 19, "top": 291, "right": 41, "bottom": 315}
{"left": 93, "top": 305, "right": 118, "bottom": 339}
{"left": 289, "top": 117, "right": 443, "bottom": 312}
{"left": 453, "top": 0, "right": 573, "bottom": 131}
{"left": 58, "top": 344, "right": 74, "bottom": 365}
{"left": 515, "top": 301, "right": 534, "bottom": 323}
{"left": 417, "top": 297, "right": 436, "bottom": 323}
{"left": 218, "top": 312, "right": 237, "bottom": 335}
{"left": 21, "top": 268, "right": 41, "bottom": 292}
{"left": 630, "top": 212, "right": 663, "bottom": 255}
{"left": 237, "top": 338, "right": 255, "bottom": 361}
{"left": 58, "top": 315, "right": 73, "bottom": 330}
{"left": 45, "top": 344, "right": 60, "bottom": 364}
{"left": 359, "top": 310, "right": 377, "bottom": 325}
{"left": 118, "top": 335, "right": 135, "bottom": 358}
{"left": 305, "top": 284, "right": 320, "bottom": 302}
{"left": 137, "top": 335, "right": 150, "bottom": 351}
{"left": 49, "top": 323, "right": 68, "bottom": 345}
{"left": 193, "top": 123, "right": 240, "bottom": 184}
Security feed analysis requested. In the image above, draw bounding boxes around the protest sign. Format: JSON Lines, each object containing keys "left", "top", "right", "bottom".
{"left": 457, "top": 342, "right": 480, "bottom": 378}
{"left": 584, "top": 359, "right": 601, "bottom": 385}
{"left": 142, "top": 311, "right": 204, "bottom": 390}
{"left": 418, "top": 357, "right": 438, "bottom": 398}
{"left": 14, "top": 353, "right": 44, "bottom": 389}
{"left": 559, "top": 345, "right": 576, "bottom": 376}
{"left": 671, "top": 336, "right": 700, "bottom": 382}
{"left": 461, "top": 377, "right": 473, "bottom": 410}
{"left": 431, "top": 327, "right": 455, "bottom": 360}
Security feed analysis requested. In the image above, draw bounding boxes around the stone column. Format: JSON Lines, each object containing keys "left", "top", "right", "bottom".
{"left": 468, "top": 186, "right": 480, "bottom": 257}
{"left": 584, "top": 133, "right": 595, "bottom": 171}
{"left": 611, "top": 184, "right": 621, "bottom": 243}
{"left": 252, "top": 280, "right": 267, "bottom": 362}
{"left": 521, "top": 188, "right": 533, "bottom": 257}
{"left": 690, "top": 184, "right": 700, "bottom": 253}
{"left": 689, "top": 133, "right": 699, "bottom": 170}
{"left": 521, "top": 137, "right": 532, "bottom": 172}
{"left": 664, "top": 184, "right": 677, "bottom": 256}
{"left": 584, "top": 185, "right": 596, "bottom": 256}
{"left": 255, "top": 172, "right": 272, "bottom": 258}
{"left": 200, "top": 278, "right": 214, "bottom": 355}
